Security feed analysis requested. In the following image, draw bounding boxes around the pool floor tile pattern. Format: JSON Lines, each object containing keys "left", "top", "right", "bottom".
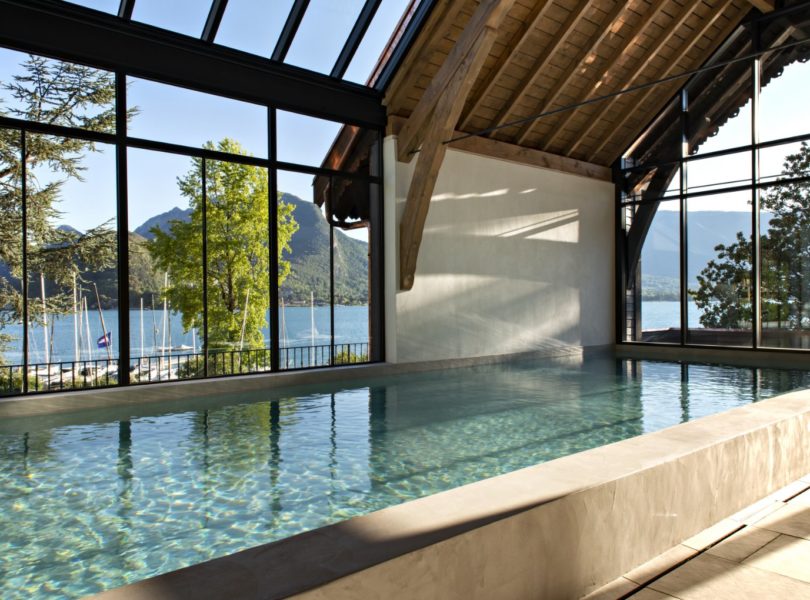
{"left": 586, "top": 476, "right": 810, "bottom": 599}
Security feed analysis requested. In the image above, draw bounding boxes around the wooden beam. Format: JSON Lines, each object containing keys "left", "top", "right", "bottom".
{"left": 514, "top": 0, "right": 627, "bottom": 146}
{"left": 747, "top": 0, "right": 775, "bottom": 12}
{"left": 396, "top": 0, "right": 514, "bottom": 162}
{"left": 399, "top": 10, "right": 504, "bottom": 290}
{"left": 588, "top": 0, "right": 738, "bottom": 163}
{"left": 458, "top": 0, "right": 554, "bottom": 130}
{"left": 563, "top": 0, "right": 705, "bottom": 159}
{"left": 486, "top": 0, "right": 595, "bottom": 136}
{"left": 539, "top": 0, "right": 665, "bottom": 153}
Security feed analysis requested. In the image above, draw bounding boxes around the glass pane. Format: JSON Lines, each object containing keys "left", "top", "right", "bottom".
{"left": 326, "top": 176, "right": 370, "bottom": 364}
{"left": 205, "top": 154, "right": 271, "bottom": 376}
{"left": 128, "top": 149, "right": 203, "bottom": 383}
{"left": 215, "top": 0, "right": 294, "bottom": 57}
{"left": 26, "top": 134, "right": 118, "bottom": 392}
{"left": 759, "top": 139, "right": 810, "bottom": 185}
{"left": 0, "top": 47, "right": 116, "bottom": 134}
{"left": 285, "top": 0, "right": 366, "bottom": 74}
{"left": 0, "top": 128, "right": 23, "bottom": 395}
{"left": 278, "top": 171, "right": 332, "bottom": 369}
{"left": 760, "top": 144, "right": 810, "bottom": 349}
{"left": 638, "top": 201, "right": 681, "bottom": 343}
{"left": 686, "top": 150, "right": 752, "bottom": 194}
{"left": 759, "top": 6, "right": 810, "bottom": 143}
{"left": 343, "top": 0, "right": 412, "bottom": 84}
{"left": 276, "top": 110, "right": 341, "bottom": 167}
{"left": 61, "top": 0, "right": 119, "bottom": 13}
{"left": 686, "top": 191, "right": 752, "bottom": 346}
{"left": 127, "top": 78, "right": 268, "bottom": 158}
{"left": 132, "top": 0, "right": 212, "bottom": 38}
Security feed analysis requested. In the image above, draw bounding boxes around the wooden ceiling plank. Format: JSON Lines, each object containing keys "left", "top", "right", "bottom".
{"left": 514, "top": 0, "right": 628, "bottom": 146}
{"left": 396, "top": 0, "right": 515, "bottom": 162}
{"left": 588, "top": 0, "right": 738, "bottom": 163}
{"left": 458, "top": 0, "right": 554, "bottom": 130}
{"left": 747, "top": 0, "right": 775, "bottom": 12}
{"left": 563, "top": 0, "right": 709, "bottom": 159}
{"left": 399, "top": 2, "right": 514, "bottom": 289}
{"left": 384, "top": 0, "right": 464, "bottom": 111}
{"left": 486, "top": 0, "right": 596, "bottom": 137}
{"left": 538, "top": 0, "right": 666, "bottom": 152}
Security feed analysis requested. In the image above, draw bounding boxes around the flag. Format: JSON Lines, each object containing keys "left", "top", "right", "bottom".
{"left": 97, "top": 332, "right": 112, "bottom": 348}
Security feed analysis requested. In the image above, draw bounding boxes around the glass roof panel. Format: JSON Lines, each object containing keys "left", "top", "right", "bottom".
{"left": 284, "top": 0, "right": 366, "bottom": 74}
{"left": 61, "top": 0, "right": 119, "bottom": 13}
{"left": 131, "top": 0, "right": 213, "bottom": 38}
{"left": 215, "top": 0, "right": 295, "bottom": 57}
{"left": 343, "top": 0, "right": 412, "bottom": 85}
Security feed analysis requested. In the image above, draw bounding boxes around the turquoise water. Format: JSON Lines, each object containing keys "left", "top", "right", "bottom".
{"left": 1, "top": 356, "right": 809, "bottom": 598}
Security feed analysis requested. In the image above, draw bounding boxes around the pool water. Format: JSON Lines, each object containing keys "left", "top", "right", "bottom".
{"left": 1, "top": 356, "right": 809, "bottom": 598}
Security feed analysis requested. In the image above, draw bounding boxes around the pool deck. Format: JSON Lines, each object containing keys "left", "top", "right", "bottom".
{"left": 585, "top": 474, "right": 810, "bottom": 599}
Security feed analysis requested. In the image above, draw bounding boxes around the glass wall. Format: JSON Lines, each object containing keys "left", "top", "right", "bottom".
{"left": 0, "top": 47, "right": 382, "bottom": 396}
{"left": 619, "top": 4, "right": 810, "bottom": 351}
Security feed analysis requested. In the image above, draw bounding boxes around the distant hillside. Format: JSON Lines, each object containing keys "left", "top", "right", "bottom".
{"left": 641, "top": 210, "right": 772, "bottom": 298}
{"left": 132, "top": 193, "right": 368, "bottom": 305}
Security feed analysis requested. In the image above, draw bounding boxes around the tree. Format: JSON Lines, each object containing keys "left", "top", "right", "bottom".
{"left": 0, "top": 54, "right": 121, "bottom": 363}
{"left": 692, "top": 142, "right": 810, "bottom": 330}
{"left": 149, "top": 139, "right": 298, "bottom": 352}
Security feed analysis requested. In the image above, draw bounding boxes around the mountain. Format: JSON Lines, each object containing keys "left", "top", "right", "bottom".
{"left": 641, "top": 210, "right": 772, "bottom": 298}
{"left": 131, "top": 193, "right": 369, "bottom": 305}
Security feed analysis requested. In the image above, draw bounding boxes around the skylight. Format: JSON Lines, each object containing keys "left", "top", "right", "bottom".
{"left": 57, "top": 0, "right": 429, "bottom": 89}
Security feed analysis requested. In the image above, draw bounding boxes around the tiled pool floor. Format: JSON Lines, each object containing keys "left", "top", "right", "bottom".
{"left": 586, "top": 474, "right": 810, "bottom": 599}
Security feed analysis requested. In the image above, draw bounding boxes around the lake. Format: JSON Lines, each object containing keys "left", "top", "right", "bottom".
{"left": 0, "top": 306, "right": 369, "bottom": 365}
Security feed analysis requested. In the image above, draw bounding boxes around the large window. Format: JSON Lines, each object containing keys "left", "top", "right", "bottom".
{"left": 0, "top": 48, "right": 382, "bottom": 397}
{"left": 618, "top": 4, "right": 810, "bottom": 351}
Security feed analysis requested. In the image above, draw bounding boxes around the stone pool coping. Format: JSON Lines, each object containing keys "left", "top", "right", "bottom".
{"left": 0, "top": 343, "right": 606, "bottom": 419}
{"left": 88, "top": 385, "right": 810, "bottom": 599}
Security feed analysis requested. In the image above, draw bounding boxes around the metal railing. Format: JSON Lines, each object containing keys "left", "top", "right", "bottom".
{"left": 0, "top": 342, "right": 370, "bottom": 395}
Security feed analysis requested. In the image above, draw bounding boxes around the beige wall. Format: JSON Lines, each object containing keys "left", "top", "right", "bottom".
{"left": 384, "top": 137, "right": 615, "bottom": 363}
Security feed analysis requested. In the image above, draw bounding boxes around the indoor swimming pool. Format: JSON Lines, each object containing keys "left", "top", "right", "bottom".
{"left": 1, "top": 356, "right": 809, "bottom": 598}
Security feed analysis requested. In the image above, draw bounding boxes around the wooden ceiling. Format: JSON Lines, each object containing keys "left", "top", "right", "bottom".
{"left": 385, "top": 0, "right": 756, "bottom": 167}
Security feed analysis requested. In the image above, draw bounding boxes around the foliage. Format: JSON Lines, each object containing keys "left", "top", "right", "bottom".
{"left": 149, "top": 139, "right": 298, "bottom": 350}
{"left": 333, "top": 348, "right": 368, "bottom": 365}
{"left": 692, "top": 142, "right": 810, "bottom": 329}
{"left": 0, "top": 54, "right": 122, "bottom": 361}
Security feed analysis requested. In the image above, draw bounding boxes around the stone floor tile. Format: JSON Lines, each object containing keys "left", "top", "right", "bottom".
{"left": 624, "top": 544, "right": 698, "bottom": 585}
{"left": 581, "top": 576, "right": 638, "bottom": 600}
{"left": 707, "top": 526, "right": 780, "bottom": 563}
{"left": 649, "top": 553, "right": 810, "bottom": 599}
{"left": 753, "top": 503, "right": 810, "bottom": 540}
{"left": 630, "top": 589, "right": 679, "bottom": 599}
{"left": 743, "top": 534, "right": 810, "bottom": 584}
{"left": 682, "top": 519, "right": 742, "bottom": 552}
{"left": 791, "top": 489, "right": 810, "bottom": 506}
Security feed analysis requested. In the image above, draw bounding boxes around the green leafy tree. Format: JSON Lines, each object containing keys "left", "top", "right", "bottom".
{"left": 693, "top": 142, "right": 810, "bottom": 330}
{"left": 149, "top": 139, "right": 298, "bottom": 352}
{"left": 0, "top": 54, "right": 121, "bottom": 364}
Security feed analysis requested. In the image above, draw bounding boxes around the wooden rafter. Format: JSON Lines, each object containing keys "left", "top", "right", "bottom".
{"left": 747, "top": 0, "right": 775, "bottom": 12}
{"left": 396, "top": 0, "right": 512, "bottom": 162}
{"left": 588, "top": 0, "right": 738, "bottom": 163}
{"left": 563, "top": 0, "right": 706, "bottom": 159}
{"left": 514, "top": 0, "right": 627, "bottom": 146}
{"left": 486, "top": 0, "right": 595, "bottom": 135}
{"left": 538, "top": 0, "right": 665, "bottom": 153}
{"left": 399, "top": 0, "right": 514, "bottom": 290}
{"left": 458, "top": 0, "right": 554, "bottom": 130}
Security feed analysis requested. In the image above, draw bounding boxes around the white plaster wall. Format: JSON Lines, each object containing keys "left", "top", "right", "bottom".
{"left": 384, "top": 137, "right": 614, "bottom": 363}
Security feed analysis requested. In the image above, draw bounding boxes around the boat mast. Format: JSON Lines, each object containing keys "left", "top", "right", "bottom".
{"left": 40, "top": 273, "right": 49, "bottom": 365}
{"left": 310, "top": 291, "right": 316, "bottom": 350}
{"left": 93, "top": 283, "right": 113, "bottom": 362}
{"left": 73, "top": 273, "right": 79, "bottom": 363}
{"left": 239, "top": 288, "right": 250, "bottom": 351}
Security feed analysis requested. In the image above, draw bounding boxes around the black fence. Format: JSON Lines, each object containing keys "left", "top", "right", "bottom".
{"left": 0, "top": 342, "right": 370, "bottom": 395}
